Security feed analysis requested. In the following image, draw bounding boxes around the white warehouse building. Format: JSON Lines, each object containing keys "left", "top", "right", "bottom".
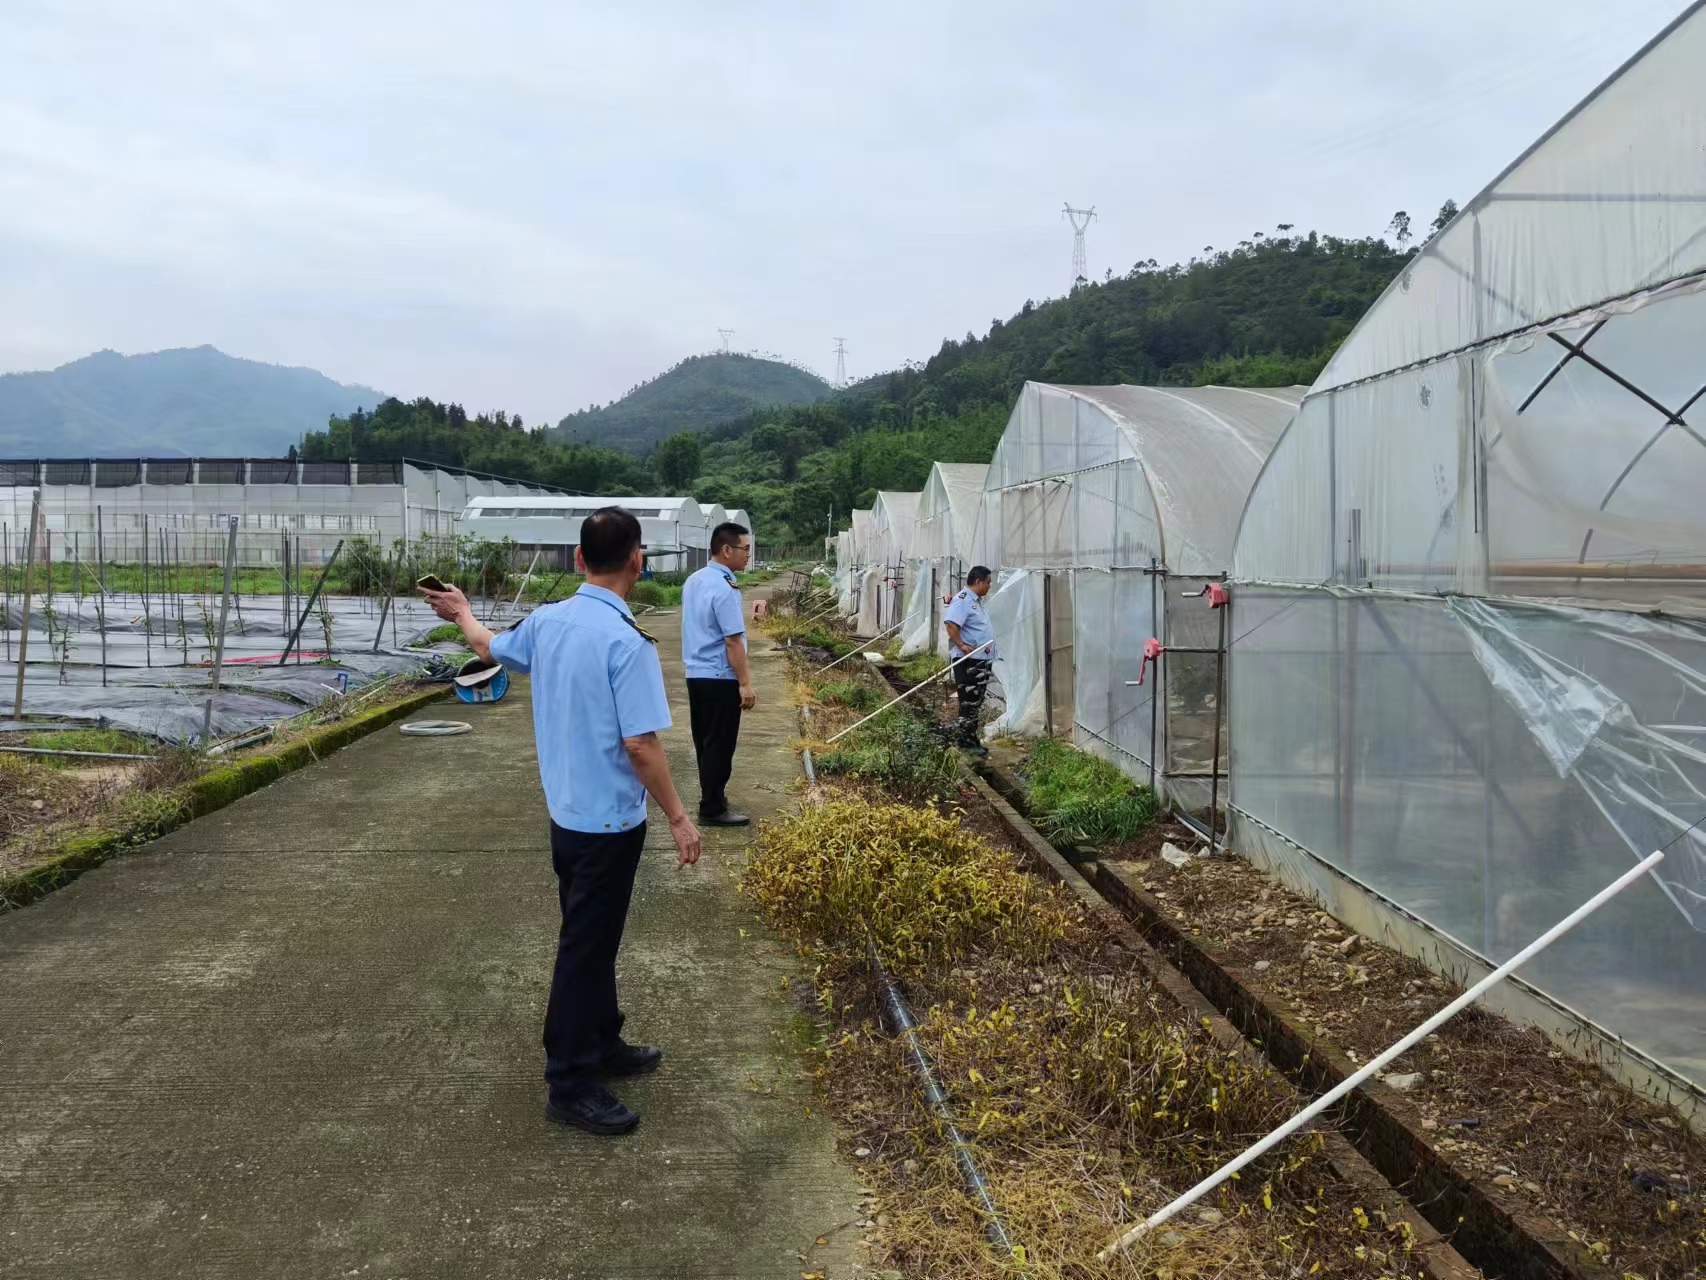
{"left": 0, "top": 457, "right": 566, "bottom": 566}
{"left": 463, "top": 494, "right": 713, "bottom": 571}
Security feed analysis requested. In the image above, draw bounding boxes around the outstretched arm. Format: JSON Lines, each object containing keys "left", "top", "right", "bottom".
{"left": 423, "top": 585, "right": 496, "bottom": 664}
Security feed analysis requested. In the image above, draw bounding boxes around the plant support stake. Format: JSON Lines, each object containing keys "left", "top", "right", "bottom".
{"left": 11, "top": 491, "right": 41, "bottom": 720}
{"left": 278, "top": 539, "right": 343, "bottom": 665}
{"left": 1097, "top": 847, "right": 1668, "bottom": 1263}
{"left": 201, "top": 516, "right": 240, "bottom": 745}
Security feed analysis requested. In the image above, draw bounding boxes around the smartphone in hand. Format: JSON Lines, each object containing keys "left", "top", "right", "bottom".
{"left": 416, "top": 574, "right": 450, "bottom": 593}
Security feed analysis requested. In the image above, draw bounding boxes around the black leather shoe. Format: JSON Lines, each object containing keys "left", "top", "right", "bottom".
{"left": 701, "top": 810, "right": 751, "bottom": 826}
{"left": 544, "top": 1084, "right": 639, "bottom": 1135}
{"left": 600, "top": 1040, "right": 662, "bottom": 1077}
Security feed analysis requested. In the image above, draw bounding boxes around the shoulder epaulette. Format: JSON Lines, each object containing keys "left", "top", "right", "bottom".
{"left": 623, "top": 614, "right": 658, "bottom": 644}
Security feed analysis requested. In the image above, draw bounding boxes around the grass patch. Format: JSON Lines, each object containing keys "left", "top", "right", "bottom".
{"left": 898, "top": 650, "right": 947, "bottom": 686}
{"left": 745, "top": 796, "right": 1082, "bottom": 980}
{"left": 813, "top": 679, "right": 881, "bottom": 712}
{"left": 20, "top": 728, "right": 155, "bottom": 758}
{"left": 1023, "top": 737, "right": 1158, "bottom": 845}
{"left": 627, "top": 580, "right": 684, "bottom": 608}
{"left": 421, "top": 622, "right": 466, "bottom": 645}
{"left": 816, "top": 712, "right": 962, "bottom": 804}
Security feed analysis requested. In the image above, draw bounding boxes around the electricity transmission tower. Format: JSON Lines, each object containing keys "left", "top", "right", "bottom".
{"left": 832, "top": 337, "right": 848, "bottom": 387}
{"left": 1062, "top": 204, "right": 1096, "bottom": 289}
{"left": 717, "top": 328, "right": 734, "bottom": 353}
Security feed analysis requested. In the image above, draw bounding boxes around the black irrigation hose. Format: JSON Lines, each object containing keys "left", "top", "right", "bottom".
{"left": 795, "top": 700, "right": 1027, "bottom": 1274}
{"left": 867, "top": 940, "right": 1032, "bottom": 1278}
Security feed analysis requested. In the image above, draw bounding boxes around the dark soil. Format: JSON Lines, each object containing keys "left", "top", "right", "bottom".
{"left": 1122, "top": 849, "right": 1706, "bottom": 1279}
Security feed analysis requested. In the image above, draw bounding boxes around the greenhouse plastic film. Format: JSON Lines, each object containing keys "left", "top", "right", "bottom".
{"left": 898, "top": 561, "right": 933, "bottom": 657}
{"left": 985, "top": 568, "right": 1045, "bottom": 738}
{"left": 1316, "top": 5, "right": 1706, "bottom": 394}
{"left": 1229, "top": 587, "right": 1706, "bottom": 1089}
{"left": 1450, "top": 597, "right": 1706, "bottom": 928}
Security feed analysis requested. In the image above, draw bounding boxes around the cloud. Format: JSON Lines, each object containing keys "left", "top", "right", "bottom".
{"left": 0, "top": 0, "right": 1687, "bottom": 423}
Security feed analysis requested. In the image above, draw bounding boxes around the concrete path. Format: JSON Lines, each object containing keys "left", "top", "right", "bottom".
{"left": 0, "top": 601, "right": 863, "bottom": 1279}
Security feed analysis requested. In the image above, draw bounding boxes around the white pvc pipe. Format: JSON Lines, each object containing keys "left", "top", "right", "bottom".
{"left": 825, "top": 644, "right": 986, "bottom": 745}
{"left": 815, "top": 620, "right": 903, "bottom": 673}
{"left": 1097, "top": 847, "right": 1667, "bottom": 1263}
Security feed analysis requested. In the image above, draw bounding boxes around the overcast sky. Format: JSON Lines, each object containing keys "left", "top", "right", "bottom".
{"left": 0, "top": 0, "right": 1689, "bottom": 425}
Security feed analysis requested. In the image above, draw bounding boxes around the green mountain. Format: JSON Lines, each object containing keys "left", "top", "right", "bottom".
{"left": 0, "top": 346, "right": 383, "bottom": 457}
{"left": 310, "top": 223, "right": 1418, "bottom": 549}
{"left": 553, "top": 352, "right": 831, "bottom": 454}
{"left": 693, "top": 228, "right": 1411, "bottom": 542}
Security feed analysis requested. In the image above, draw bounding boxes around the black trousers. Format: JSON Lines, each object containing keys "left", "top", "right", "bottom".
{"left": 686, "top": 678, "right": 743, "bottom": 817}
{"left": 952, "top": 658, "right": 993, "bottom": 745}
{"left": 544, "top": 822, "right": 646, "bottom": 1098}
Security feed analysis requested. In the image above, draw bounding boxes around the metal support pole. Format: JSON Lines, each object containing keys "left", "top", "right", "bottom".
{"left": 372, "top": 554, "right": 396, "bottom": 653}
{"left": 142, "top": 513, "right": 152, "bottom": 668}
{"left": 281, "top": 532, "right": 291, "bottom": 644}
{"left": 278, "top": 539, "right": 343, "bottom": 665}
{"left": 12, "top": 493, "right": 42, "bottom": 718}
{"left": 1208, "top": 597, "right": 1227, "bottom": 847}
{"left": 96, "top": 506, "right": 108, "bottom": 687}
{"left": 1098, "top": 849, "right": 1667, "bottom": 1261}
{"left": 1149, "top": 558, "right": 1159, "bottom": 791}
{"left": 1042, "top": 572, "right": 1054, "bottom": 737}
{"left": 202, "top": 517, "right": 240, "bottom": 745}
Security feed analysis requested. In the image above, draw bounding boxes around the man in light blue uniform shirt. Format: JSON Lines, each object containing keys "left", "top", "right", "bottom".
{"left": 943, "top": 565, "right": 998, "bottom": 756}
{"left": 680, "top": 522, "right": 755, "bottom": 825}
{"left": 424, "top": 507, "right": 701, "bottom": 1138}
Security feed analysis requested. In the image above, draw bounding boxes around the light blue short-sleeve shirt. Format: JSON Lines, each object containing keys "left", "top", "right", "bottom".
{"left": 681, "top": 563, "right": 746, "bottom": 680}
{"left": 489, "top": 584, "right": 672, "bottom": 833}
{"left": 943, "top": 587, "right": 997, "bottom": 660}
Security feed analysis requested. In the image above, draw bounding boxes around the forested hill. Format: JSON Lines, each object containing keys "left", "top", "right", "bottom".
{"left": 693, "top": 227, "right": 1412, "bottom": 542}
{"left": 302, "top": 222, "right": 1422, "bottom": 546}
{"left": 551, "top": 352, "right": 831, "bottom": 453}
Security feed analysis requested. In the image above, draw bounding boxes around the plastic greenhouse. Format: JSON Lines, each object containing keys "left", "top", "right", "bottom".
{"left": 976, "top": 381, "right": 1304, "bottom": 819}
{"left": 725, "top": 508, "right": 755, "bottom": 564}
{"left": 1229, "top": 2, "right": 1706, "bottom": 1096}
{"left": 900, "top": 462, "right": 990, "bottom": 657}
{"left": 847, "top": 508, "right": 881, "bottom": 634}
{"left": 869, "top": 491, "right": 922, "bottom": 633}
{"left": 834, "top": 529, "right": 857, "bottom": 614}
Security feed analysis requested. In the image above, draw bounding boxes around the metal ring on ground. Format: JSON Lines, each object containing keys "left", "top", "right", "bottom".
{"left": 398, "top": 720, "right": 473, "bottom": 737}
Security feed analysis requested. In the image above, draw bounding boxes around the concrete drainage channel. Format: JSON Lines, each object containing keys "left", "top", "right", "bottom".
{"left": 849, "top": 658, "right": 1615, "bottom": 1280}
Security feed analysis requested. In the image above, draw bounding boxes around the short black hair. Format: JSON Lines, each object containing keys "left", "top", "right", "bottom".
{"left": 579, "top": 506, "right": 644, "bottom": 573}
{"left": 711, "top": 521, "right": 750, "bottom": 557}
{"left": 967, "top": 565, "right": 992, "bottom": 586}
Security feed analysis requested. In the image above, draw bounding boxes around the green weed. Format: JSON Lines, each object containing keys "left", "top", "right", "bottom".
{"left": 816, "top": 712, "right": 961, "bottom": 804}
{"left": 814, "top": 679, "right": 881, "bottom": 712}
{"left": 1024, "top": 737, "right": 1157, "bottom": 845}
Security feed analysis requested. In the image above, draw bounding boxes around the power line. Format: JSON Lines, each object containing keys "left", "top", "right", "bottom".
{"left": 716, "top": 328, "right": 734, "bottom": 354}
{"left": 832, "top": 337, "right": 848, "bottom": 388}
